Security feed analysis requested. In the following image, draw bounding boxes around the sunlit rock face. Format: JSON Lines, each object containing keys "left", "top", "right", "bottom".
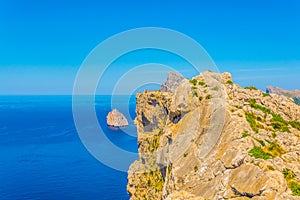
{"left": 106, "top": 109, "right": 128, "bottom": 127}
{"left": 128, "top": 71, "right": 300, "bottom": 200}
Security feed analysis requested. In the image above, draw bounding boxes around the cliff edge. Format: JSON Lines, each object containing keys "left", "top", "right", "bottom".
{"left": 127, "top": 71, "right": 300, "bottom": 199}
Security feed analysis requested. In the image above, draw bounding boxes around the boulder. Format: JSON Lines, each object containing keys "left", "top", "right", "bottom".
{"left": 106, "top": 109, "right": 128, "bottom": 127}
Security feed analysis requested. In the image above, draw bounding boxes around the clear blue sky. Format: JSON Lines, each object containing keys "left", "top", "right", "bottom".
{"left": 1, "top": 0, "right": 299, "bottom": 94}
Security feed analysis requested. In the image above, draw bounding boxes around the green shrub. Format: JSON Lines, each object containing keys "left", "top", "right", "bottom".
{"left": 249, "top": 98, "right": 257, "bottom": 105}
{"left": 289, "top": 121, "right": 300, "bottom": 131}
{"left": 290, "top": 181, "right": 300, "bottom": 196}
{"left": 245, "top": 112, "right": 259, "bottom": 133}
{"left": 191, "top": 86, "right": 197, "bottom": 90}
{"left": 194, "top": 166, "right": 198, "bottom": 172}
{"left": 248, "top": 146, "right": 273, "bottom": 160}
{"left": 267, "top": 141, "right": 285, "bottom": 156}
{"left": 254, "top": 138, "right": 265, "bottom": 146}
{"left": 271, "top": 114, "right": 290, "bottom": 132}
{"left": 193, "top": 91, "right": 198, "bottom": 97}
{"left": 198, "top": 81, "right": 206, "bottom": 86}
{"left": 249, "top": 99, "right": 271, "bottom": 114}
{"left": 234, "top": 105, "right": 243, "bottom": 109}
{"left": 242, "top": 131, "right": 250, "bottom": 138}
{"left": 189, "top": 79, "right": 198, "bottom": 86}
{"left": 199, "top": 96, "right": 203, "bottom": 101}
{"left": 262, "top": 93, "right": 271, "bottom": 97}
{"left": 225, "top": 80, "right": 233, "bottom": 85}
{"left": 183, "top": 152, "right": 188, "bottom": 157}
{"left": 271, "top": 113, "right": 285, "bottom": 123}
{"left": 257, "top": 116, "right": 262, "bottom": 121}
{"left": 282, "top": 168, "right": 300, "bottom": 196}
{"left": 245, "top": 86, "right": 258, "bottom": 90}
{"left": 206, "top": 94, "right": 212, "bottom": 99}
{"left": 283, "top": 168, "right": 296, "bottom": 180}
{"left": 271, "top": 121, "right": 290, "bottom": 133}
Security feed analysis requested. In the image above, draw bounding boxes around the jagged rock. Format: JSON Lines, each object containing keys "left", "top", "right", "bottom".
{"left": 160, "top": 72, "right": 184, "bottom": 93}
{"left": 106, "top": 109, "right": 128, "bottom": 127}
{"left": 127, "top": 71, "right": 300, "bottom": 200}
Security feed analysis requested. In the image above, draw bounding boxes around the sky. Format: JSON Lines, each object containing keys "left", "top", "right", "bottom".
{"left": 0, "top": 0, "right": 300, "bottom": 94}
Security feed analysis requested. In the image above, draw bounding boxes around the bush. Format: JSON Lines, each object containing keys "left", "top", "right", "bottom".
{"left": 271, "top": 114, "right": 290, "bottom": 132}
{"left": 198, "top": 81, "right": 206, "bottom": 86}
{"left": 271, "top": 113, "right": 285, "bottom": 123}
{"left": 289, "top": 121, "right": 300, "bottom": 131}
{"left": 225, "top": 80, "right": 233, "bottom": 85}
{"left": 267, "top": 141, "right": 285, "bottom": 157}
{"left": 290, "top": 181, "right": 300, "bottom": 196}
{"left": 193, "top": 91, "right": 198, "bottom": 97}
{"left": 245, "top": 86, "right": 258, "bottom": 90}
{"left": 254, "top": 138, "right": 265, "bottom": 146}
{"left": 194, "top": 166, "right": 198, "bottom": 172}
{"left": 189, "top": 79, "right": 198, "bottom": 86}
{"left": 245, "top": 112, "right": 259, "bottom": 133}
{"left": 262, "top": 92, "right": 271, "bottom": 97}
{"left": 282, "top": 168, "right": 300, "bottom": 196}
{"left": 242, "top": 131, "right": 250, "bottom": 138}
{"left": 249, "top": 99, "right": 271, "bottom": 114}
{"left": 271, "top": 121, "right": 290, "bottom": 133}
{"left": 248, "top": 146, "right": 273, "bottom": 160}
{"left": 206, "top": 94, "right": 212, "bottom": 99}
{"left": 283, "top": 168, "right": 296, "bottom": 180}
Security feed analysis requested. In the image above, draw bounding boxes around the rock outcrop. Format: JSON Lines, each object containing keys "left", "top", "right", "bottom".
{"left": 160, "top": 72, "right": 184, "bottom": 93}
{"left": 267, "top": 86, "right": 300, "bottom": 105}
{"left": 106, "top": 109, "right": 128, "bottom": 127}
{"left": 127, "top": 71, "right": 300, "bottom": 199}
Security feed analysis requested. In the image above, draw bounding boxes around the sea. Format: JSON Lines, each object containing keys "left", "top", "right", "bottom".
{"left": 0, "top": 95, "right": 138, "bottom": 200}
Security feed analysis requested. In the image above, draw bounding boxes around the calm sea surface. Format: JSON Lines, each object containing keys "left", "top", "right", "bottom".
{"left": 0, "top": 95, "right": 137, "bottom": 200}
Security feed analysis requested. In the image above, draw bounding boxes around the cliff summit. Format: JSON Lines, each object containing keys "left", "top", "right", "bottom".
{"left": 127, "top": 71, "right": 300, "bottom": 199}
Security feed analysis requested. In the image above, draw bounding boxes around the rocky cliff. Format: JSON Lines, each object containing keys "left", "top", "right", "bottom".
{"left": 127, "top": 71, "right": 300, "bottom": 199}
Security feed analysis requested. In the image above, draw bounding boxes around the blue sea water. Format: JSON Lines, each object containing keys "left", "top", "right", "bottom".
{"left": 0, "top": 95, "right": 137, "bottom": 200}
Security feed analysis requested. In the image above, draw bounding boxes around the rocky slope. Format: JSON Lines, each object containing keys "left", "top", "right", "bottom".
{"left": 127, "top": 71, "right": 300, "bottom": 200}
{"left": 266, "top": 86, "right": 300, "bottom": 106}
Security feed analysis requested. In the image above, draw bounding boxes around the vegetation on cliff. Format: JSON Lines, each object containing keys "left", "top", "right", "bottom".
{"left": 128, "top": 71, "right": 300, "bottom": 200}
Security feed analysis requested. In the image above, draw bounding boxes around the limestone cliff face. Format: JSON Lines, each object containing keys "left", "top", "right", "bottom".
{"left": 127, "top": 71, "right": 300, "bottom": 200}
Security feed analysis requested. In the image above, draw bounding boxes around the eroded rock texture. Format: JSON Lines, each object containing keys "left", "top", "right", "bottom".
{"left": 127, "top": 71, "right": 300, "bottom": 200}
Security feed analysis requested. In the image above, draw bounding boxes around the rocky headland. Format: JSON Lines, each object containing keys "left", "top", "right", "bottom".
{"left": 266, "top": 86, "right": 300, "bottom": 106}
{"left": 127, "top": 71, "right": 300, "bottom": 199}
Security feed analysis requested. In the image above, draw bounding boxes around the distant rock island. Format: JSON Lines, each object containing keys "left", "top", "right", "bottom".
{"left": 106, "top": 109, "right": 128, "bottom": 127}
{"left": 267, "top": 86, "right": 300, "bottom": 105}
{"left": 127, "top": 71, "right": 300, "bottom": 199}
